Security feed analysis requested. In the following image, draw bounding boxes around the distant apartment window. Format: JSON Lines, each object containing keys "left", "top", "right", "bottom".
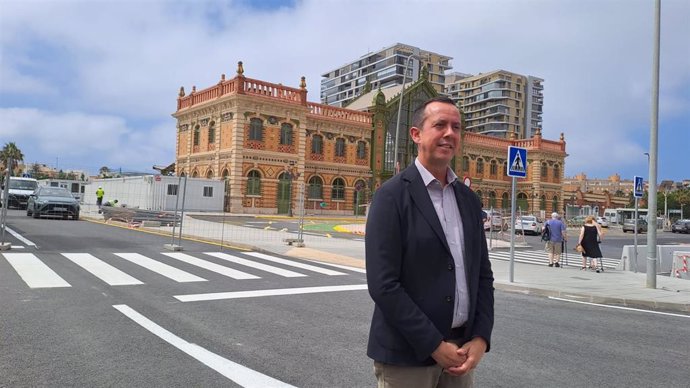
{"left": 356, "top": 141, "right": 366, "bottom": 159}
{"left": 249, "top": 118, "right": 263, "bottom": 141}
{"left": 312, "top": 135, "right": 323, "bottom": 154}
{"left": 167, "top": 184, "right": 179, "bottom": 195}
{"left": 193, "top": 126, "right": 200, "bottom": 146}
{"left": 208, "top": 123, "right": 215, "bottom": 143}
{"left": 280, "top": 123, "right": 293, "bottom": 145}
{"left": 331, "top": 178, "right": 345, "bottom": 200}
{"left": 335, "top": 138, "right": 346, "bottom": 157}
{"left": 247, "top": 170, "right": 261, "bottom": 195}
{"left": 476, "top": 158, "right": 484, "bottom": 174}
{"left": 203, "top": 186, "right": 213, "bottom": 197}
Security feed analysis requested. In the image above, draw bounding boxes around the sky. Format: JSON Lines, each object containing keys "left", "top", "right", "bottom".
{"left": 1, "top": 0, "right": 688, "bottom": 182}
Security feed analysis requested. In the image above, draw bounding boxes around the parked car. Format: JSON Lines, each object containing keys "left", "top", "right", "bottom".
{"left": 514, "top": 215, "right": 543, "bottom": 235}
{"left": 483, "top": 210, "right": 504, "bottom": 231}
{"left": 622, "top": 218, "right": 647, "bottom": 233}
{"left": 596, "top": 216, "right": 609, "bottom": 228}
{"left": 671, "top": 219, "right": 690, "bottom": 234}
{"left": 26, "top": 186, "right": 80, "bottom": 220}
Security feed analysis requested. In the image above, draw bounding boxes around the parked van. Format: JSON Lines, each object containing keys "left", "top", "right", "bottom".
{"left": 1, "top": 177, "right": 39, "bottom": 209}
{"left": 603, "top": 209, "right": 618, "bottom": 224}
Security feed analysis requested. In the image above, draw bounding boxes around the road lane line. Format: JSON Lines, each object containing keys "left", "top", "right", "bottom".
{"left": 174, "top": 284, "right": 368, "bottom": 302}
{"left": 245, "top": 252, "right": 346, "bottom": 275}
{"left": 204, "top": 252, "right": 306, "bottom": 278}
{"left": 113, "top": 253, "right": 207, "bottom": 283}
{"left": 548, "top": 296, "right": 690, "bottom": 318}
{"left": 113, "top": 304, "right": 296, "bottom": 388}
{"left": 302, "top": 260, "right": 366, "bottom": 274}
{"left": 1, "top": 225, "right": 37, "bottom": 247}
{"left": 2, "top": 253, "right": 71, "bottom": 288}
{"left": 160, "top": 252, "right": 260, "bottom": 280}
{"left": 61, "top": 253, "right": 143, "bottom": 286}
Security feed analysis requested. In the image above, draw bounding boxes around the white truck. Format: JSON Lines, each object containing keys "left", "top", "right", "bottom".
{"left": 1, "top": 177, "right": 39, "bottom": 209}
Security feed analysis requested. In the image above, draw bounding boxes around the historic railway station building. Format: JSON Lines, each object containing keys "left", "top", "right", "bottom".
{"left": 173, "top": 62, "right": 567, "bottom": 215}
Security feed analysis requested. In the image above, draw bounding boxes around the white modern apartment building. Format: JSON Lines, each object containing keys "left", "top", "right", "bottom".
{"left": 445, "top": 70, "right": 544, "bottom": 139}
{"left": 320, "top": 43, "right": 452, "bottom": 107}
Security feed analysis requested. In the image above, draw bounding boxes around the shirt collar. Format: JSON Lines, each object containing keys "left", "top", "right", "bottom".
{"left": 414, "top": 158, "right": 458, "bottom": 187}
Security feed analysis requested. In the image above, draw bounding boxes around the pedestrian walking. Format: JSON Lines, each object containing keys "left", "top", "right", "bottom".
{"left": 366, "top": 96, "right": 494, "bottom": 388}
{"left": 96, "top": 186, "right": 104, "bottom": 207}
{"left": 544, "top": 212, "right": 567, "bottom": 267}
{"left": 577, "top": 215, "right": 604, "bottom": 272}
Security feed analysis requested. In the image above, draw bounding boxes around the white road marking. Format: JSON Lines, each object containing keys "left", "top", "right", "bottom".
{"left": 245, "top": 252, "right": 345, "bottom": 275}
{"left": 548, "top": 296, "right": 690, "bottom": 318}
{"left": 113, "top": 304, "right": 296, "bottom": 388}
{"left": 303, "top": 260, "right": 366, "bottom": 274}
{"left": 175, "top": 284, "right": 369, "bottom": 302}
{"left": 2, "top": 225, "right": 37, "bottom": 247}
{"left": 61, "top": 253, "right": 143, "bottom": 286}
{"left": 161, "top": 252, "right": 260, "bottom": 280}
{"left": 113, "top": 253, "right": 207, "bottom": 283}
{"left": 2, "top": 253, "right": 71, "bottom": 288}
{"left": 204, "top": 252, "right": 306, "bottom": 278}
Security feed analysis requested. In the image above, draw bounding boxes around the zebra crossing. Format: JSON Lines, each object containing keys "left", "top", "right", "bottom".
{"left": 0, "top": 251, "right": 362, "bottom": 289}
{"left": 489, "top": 249, "right": 620, "bottom": 269}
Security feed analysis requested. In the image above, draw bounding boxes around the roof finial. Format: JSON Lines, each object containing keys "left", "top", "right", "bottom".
{"left": 535, "top": 127, "right": 542, "bottom": 136}
{"left": 237, "top": 61, "right": 244, "bottom": 75}
{"left": 560, "top": 132, "right": 565, "bottom": 141}
{"left": 178, "top": 86, "right": 185, "bottom": 97}
{"left": 300, "top": 76, "right": 306, "bottom": 90}
{"left": 191, "top": 85, "right": 196, "bottom": 93}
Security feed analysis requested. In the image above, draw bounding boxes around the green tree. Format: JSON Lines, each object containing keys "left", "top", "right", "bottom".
{"left": 0, "top": 142, "right": 24, "bottom": 176}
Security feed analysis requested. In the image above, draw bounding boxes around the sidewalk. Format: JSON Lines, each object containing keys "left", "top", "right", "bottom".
{"left": 86, "top": 210, "right": 690, "bottom": 313}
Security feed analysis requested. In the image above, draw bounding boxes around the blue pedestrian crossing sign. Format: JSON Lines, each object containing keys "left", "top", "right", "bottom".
{"left": 633, "top": 176, "right": 644, "bottom": 198}
{"left": 507, "top": 146, "right": 527, "bottom": 178}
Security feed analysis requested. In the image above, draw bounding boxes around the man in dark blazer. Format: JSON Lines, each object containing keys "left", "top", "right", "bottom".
{"left": 366, "top": 96, "right": 494, "bottom": 387}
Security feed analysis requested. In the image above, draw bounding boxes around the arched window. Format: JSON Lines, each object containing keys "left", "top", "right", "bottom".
{"left": 312, "top": 135, "right": 323, "bottom": 154}
{"left": 193, "top": 125, "right": 200, "bottom": 146}
{"left": 208, "top": 122, "right": 215, "bottom": 144}
{"left": 476, "top": 158, "right": 484, "bottom": 174}
{"left": 222, "top": 169, "right": 229, "bottom": 179}
{"left": 331, "top": 178, "right": 345, "bottom": 200}
{"left": 541, "top": 163, "right": 548, "bottom": 177}
{"left": 517, "top": 192, "right": 529, "bottom": 211}
{"left": 356, "top": 141, "right": 366, "bottom": 159}
{"left": 552, "top": 196, "right": 559, "bottom": 213}
{"left": 249, "top": 118, "right": 263, "bottom": 141}
{"left": 462, "top": 156, "right": 470, "bottom": 172}
{"left": 247, "top": 170, "right": 261, "bottom": 195}
{"left": 308, "top": 176, "right": 323, "bottom": 199}
{"left": 475, "top": 190, "right": 483, "bottom": 206}
{"left": 488, "top": 191, "right": 497, "bottom": 208}
{"left": 501, "top": 192, "right": 509, "bottom": 210}
{"left": 206, "top": 170, "right": 213, "bottom": 179}
{"left": 191, "top": 170, "right": 198, "bottom": 178}
{"left": 540, "top": 195, "right": 547, "bottom": 210}
{"left": 490, "top": 160, "right": 498, "bottom": 175}
{"left": 280, "top": 123, "right": 293, "bottom": 145}
{"left": 553, "top": 164, "right": 560, "bottom": 180}
{"left": 335, "top": 138, "right": 346, "bottom": 157}
{"left": 503, "top": 161, "right": 508, "bottom": 176}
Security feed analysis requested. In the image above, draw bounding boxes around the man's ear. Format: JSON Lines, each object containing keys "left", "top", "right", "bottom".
{"left": 410, "top": 126, "right": 421, "bottom": 144}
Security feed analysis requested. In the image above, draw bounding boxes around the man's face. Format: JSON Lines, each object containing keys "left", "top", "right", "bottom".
{"left": 410, "top": 102, "right": 461, "bottom": 168}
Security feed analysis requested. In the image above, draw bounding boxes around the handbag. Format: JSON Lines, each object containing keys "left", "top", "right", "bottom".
{"left": 575, "top": 244, "right": 584, "bottom": 253}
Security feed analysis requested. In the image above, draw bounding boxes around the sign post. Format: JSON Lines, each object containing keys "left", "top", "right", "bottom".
{"left": 632, "top": 175, "right": 644, "bottom": 272}
{"left": 507, "top": 146, "right": 527, "bottom": 283}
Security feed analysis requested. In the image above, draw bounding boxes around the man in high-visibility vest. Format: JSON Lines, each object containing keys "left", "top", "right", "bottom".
{"left": 96, "top": 186, "right": 105, "bottom": 207}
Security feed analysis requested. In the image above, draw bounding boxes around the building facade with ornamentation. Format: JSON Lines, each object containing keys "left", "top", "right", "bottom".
{"left": 173, "top": 62, "right": 567, "bottom": 216}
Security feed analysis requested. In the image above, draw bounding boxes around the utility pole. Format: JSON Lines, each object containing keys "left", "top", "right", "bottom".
{"left": 646, "top": 0, "right": 661, "bottom": 289}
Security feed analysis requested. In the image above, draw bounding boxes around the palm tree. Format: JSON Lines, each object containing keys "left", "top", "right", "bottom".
{"left": 0, "top": 142, "right": 24, "bottom": 176}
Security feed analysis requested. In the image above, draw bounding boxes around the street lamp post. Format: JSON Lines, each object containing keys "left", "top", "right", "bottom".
{"left": 393, "top": 53, "right": 419, "bottom": 175}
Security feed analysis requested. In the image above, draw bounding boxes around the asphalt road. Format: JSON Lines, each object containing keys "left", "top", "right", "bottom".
{"left": 1, "top": 209, "right": 688, "bottom": 387}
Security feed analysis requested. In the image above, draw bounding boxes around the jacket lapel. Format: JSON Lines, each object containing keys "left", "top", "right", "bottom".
{"left": 452, "top": 181, "right": 475, "bottom": 274}
{"left": 402, "top": 166, "right": 451, "bottom": 254}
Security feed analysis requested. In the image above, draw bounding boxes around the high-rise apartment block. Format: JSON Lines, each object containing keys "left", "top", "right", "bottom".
{"left": 445, "top": 70, "right": 544, "bottom": 139}
{"left": 320, "top": 43, "right": 452, "bottom": 107}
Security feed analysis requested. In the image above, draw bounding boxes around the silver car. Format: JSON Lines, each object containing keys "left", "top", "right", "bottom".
{"left": 26, "top": 186, "right": 80, "bottom": 220}
{"left": 514, "top": 215, "right": 543, "bottom": 235}
{"left": 596, "top": 216, "right": 609, "bottom": 228}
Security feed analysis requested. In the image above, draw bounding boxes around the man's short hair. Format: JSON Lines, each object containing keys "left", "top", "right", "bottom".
{"left": 411, "top": 96, "right": 458, "bottom": 129}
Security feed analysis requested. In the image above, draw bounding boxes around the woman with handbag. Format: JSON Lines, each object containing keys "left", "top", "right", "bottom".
{"left": 577, "top": 215, "right": 604, "bottom": 272}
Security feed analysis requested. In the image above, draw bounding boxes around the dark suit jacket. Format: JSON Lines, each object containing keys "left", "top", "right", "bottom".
{"left": 366, "top": 164, "right": 494, "bottom": 366}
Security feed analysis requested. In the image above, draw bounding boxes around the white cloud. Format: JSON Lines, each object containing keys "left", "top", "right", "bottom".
{"left": 0, "top": 0, "right": 688, "bottom": 180}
